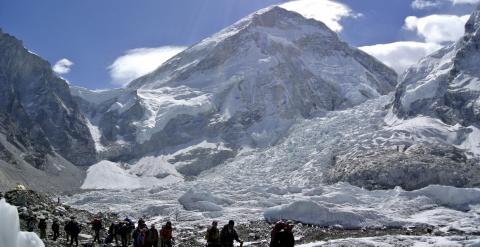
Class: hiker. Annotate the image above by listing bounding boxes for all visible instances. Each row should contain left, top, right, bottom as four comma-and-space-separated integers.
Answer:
38, 216, 47, 239
27, 216, 37, 232
159, 221, 173, 247
205, 221, 220, 247
270, 221, 294, 247
138, 217, 147, 229
125, 217, 135, 245
107, 221, 119, 245
91, 216, 103, 244
65, 219, 71, 243
284, 223, 295, 247
145, 224, 159, 247
66, 216, 81, 247
52, 219, 60, 241
270, 221, 285, 247
220, 220, 243, 247
116, 221, 123, 245
133, 225, 146, 247
118, 221, 129, 247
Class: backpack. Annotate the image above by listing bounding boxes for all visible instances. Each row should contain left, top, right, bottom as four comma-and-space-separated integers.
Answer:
206, 227, 219, 243
136, 231, 144, 245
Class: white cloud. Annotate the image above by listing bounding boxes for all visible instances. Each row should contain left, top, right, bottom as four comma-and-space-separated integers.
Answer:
108, 46, 186, 86
451, 0, 480, 4
411, 0, 444, 9
411, 0, 480, 9
359, 41, 442, 74
280, 0, 360, 32
52, 58, 74, 75
404, 14, 470, 43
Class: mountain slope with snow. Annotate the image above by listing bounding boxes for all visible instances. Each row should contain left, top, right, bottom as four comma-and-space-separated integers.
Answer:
74, 6, 397, 177
326, 5, 480, 190
393, 5, 480, 126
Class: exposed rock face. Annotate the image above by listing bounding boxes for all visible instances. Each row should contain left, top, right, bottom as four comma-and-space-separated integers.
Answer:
0, 29, 96, 167
0, 29, 97, 190
72, 7, 397, 177
392, 5, 480, 126
327, 143, 480, 190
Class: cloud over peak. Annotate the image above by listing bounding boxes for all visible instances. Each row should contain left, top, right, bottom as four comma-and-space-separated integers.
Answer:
280, 0, 360, 32
405, 14, 470, 43
359, 42, 442, 74
108, 46, 186, 86
52, 58, 74, 75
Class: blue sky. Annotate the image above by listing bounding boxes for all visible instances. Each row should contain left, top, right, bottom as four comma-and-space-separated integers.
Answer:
0, 0, 478, 89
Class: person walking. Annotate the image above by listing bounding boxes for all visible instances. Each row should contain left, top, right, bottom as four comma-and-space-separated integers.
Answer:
119, 221, 130, 247
220, 220, 243, 247
205, 221, 220, 247
284, 223, 295, 247
159, 221, 173, 247
38, 217, 47, 239
125, 217, 135, 245
66, 216, 81, 247
27, 216, 37, 232
145, 224, 159, 247
51, 219, 60, 241
91, 216, 103, 244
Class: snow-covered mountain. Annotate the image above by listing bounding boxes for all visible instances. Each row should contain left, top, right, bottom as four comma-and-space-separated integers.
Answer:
0, 29, 95, 190
326, 5, 480, 190
73, 6, 397, 177
393, 5, 480, 126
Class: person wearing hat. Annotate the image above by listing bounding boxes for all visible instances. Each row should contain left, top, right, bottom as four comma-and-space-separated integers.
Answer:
220, 220, 243, 247
205, 221, 220, 247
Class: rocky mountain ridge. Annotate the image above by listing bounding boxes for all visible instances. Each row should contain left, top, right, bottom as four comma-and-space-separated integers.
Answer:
0, 29, 95, 190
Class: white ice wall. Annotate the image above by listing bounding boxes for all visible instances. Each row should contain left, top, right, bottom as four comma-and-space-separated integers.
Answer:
0, 199, 44, 247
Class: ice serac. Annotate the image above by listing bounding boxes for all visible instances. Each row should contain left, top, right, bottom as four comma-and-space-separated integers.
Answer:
0, 199, 44, 247
393, 5, 480, 126
0, 29, 94, 190
76, 6, 397, 176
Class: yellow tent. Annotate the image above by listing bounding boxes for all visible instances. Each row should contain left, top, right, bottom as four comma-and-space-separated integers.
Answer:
15, 184, 26, 191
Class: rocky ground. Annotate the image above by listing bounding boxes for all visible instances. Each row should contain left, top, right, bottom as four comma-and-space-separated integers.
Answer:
3, 189, 479, 247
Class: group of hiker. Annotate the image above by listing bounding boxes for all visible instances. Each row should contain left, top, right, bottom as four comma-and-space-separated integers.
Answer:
205, 220, 243, 247
28, 212, 295, 247
26, 215, 81, 246
105, 218, 173, 247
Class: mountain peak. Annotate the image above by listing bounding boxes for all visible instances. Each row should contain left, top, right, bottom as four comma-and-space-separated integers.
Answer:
465, 4, 480, 34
